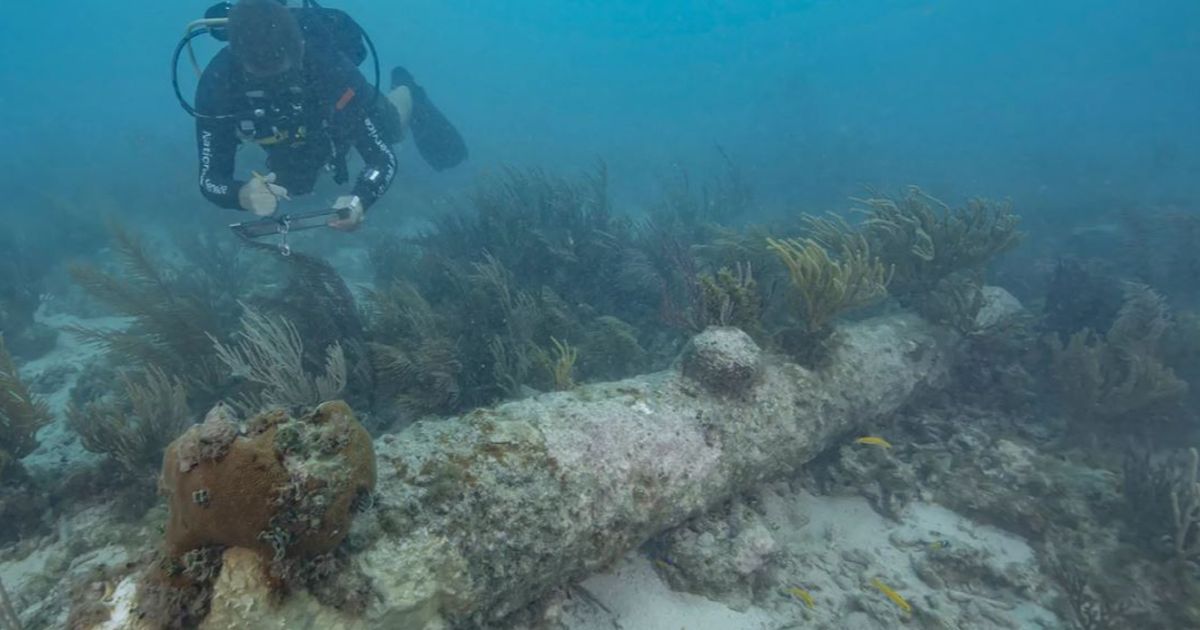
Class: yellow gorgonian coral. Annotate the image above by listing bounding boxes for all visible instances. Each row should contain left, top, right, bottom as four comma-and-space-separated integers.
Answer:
767, 234, 890, 334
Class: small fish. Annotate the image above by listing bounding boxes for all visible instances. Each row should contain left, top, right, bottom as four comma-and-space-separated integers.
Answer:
928, 539, 951, 551
854, 436, 892, 449
787, 587, 815, 609
651, 554, 678, 571
870, 578, 912, 614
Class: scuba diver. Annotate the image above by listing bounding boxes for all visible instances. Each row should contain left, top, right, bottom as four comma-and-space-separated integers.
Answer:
181, 0, 467, 232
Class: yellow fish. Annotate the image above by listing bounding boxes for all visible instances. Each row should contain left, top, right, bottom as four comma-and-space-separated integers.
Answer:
870, 578, 912, 614
854, 436, 892, 449
787, 587, 815, 609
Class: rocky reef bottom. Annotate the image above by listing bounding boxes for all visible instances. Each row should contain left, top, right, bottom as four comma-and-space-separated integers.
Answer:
0, 309, 1189, 629
515, 404, 1175, 630
3, 392, 1183, 629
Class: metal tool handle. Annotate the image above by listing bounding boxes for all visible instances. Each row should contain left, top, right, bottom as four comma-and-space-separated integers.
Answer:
228, 207, 349, 255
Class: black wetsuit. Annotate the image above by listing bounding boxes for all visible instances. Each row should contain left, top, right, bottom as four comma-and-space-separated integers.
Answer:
194, 12, 398, 211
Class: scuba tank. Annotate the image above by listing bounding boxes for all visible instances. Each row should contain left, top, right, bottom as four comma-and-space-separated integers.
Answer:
201, 1, 368, 65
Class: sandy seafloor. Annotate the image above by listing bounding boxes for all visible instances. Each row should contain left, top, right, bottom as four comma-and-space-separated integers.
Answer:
4, 302, 1068, 630
540, 490, 1058, 630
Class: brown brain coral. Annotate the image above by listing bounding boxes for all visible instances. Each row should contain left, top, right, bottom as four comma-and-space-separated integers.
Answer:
159, 400, 376, 575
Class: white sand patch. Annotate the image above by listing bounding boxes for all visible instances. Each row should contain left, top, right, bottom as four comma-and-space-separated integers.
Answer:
561, 554, 776, 630
558, 489, 1059, 629
0, 504, 129, 592
778, 492, 1034, 569
99, 575, 138, 630
0, 502, 138, 629
767, 491, 1055, 626
19, 311, 128, 477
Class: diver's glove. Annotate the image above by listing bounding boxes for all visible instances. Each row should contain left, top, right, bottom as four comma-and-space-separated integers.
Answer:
238, 172, 289, 216
328, 195, 365, 232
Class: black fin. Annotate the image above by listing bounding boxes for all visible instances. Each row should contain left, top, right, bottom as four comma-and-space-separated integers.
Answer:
391, 66, 468, 171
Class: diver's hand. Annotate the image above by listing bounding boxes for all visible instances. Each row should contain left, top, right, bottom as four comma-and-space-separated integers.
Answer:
238, 172, 290, 216
328, 195, 365, 232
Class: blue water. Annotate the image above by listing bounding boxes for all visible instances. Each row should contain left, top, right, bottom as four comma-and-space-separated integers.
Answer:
1, 0, 1196, 216
4, 3, 1200, 627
